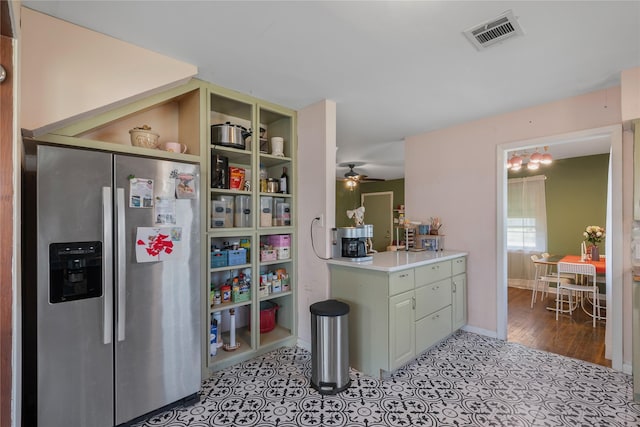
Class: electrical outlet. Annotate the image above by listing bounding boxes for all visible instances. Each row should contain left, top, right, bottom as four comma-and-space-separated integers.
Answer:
316, 214, 324, 227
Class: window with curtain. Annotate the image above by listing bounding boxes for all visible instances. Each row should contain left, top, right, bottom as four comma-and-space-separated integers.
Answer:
507, 175, 547, 252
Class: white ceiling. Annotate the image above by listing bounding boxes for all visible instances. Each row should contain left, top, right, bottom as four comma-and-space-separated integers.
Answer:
22, 1, 640, 180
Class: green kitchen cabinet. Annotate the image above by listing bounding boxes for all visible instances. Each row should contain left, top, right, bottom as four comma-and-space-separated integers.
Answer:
329, 253, 467, 378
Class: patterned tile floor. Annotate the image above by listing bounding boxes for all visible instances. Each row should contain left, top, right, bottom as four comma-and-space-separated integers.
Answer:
134, 331, 640, 426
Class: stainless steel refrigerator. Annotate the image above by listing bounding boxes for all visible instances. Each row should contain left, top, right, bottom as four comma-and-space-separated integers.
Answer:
22, 144, 201, 426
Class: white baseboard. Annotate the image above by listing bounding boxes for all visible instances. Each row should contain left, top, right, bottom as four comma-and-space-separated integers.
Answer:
462, 325, 498, 339
296, 338, 311, 352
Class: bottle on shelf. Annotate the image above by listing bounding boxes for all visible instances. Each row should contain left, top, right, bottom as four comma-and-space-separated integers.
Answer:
280, 167, 288, 194
260, 163, 267, 193
210, 314, 218, 357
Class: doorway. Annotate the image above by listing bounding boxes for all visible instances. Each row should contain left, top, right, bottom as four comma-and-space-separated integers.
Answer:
361, 191, 393, 252
497, 125, 623, 371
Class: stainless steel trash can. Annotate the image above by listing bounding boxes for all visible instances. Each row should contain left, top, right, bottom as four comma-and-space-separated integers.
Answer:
310, 299, 350, 394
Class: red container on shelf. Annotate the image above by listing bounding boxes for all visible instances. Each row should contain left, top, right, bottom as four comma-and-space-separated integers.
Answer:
249, 301, 279, 333
229, 167, 245, 190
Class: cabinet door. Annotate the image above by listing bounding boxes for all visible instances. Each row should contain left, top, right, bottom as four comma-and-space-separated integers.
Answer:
415, 278, 451, 320
389, 269, 414, 296
452, 273, 467, 330
452, 256, 466, 276
635, 122, 640, 220
415, 260, 451, 286
416, 306, 452, 352
389, 290, 415, 371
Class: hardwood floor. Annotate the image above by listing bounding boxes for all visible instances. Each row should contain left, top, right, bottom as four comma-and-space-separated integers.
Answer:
507, 286, 610, 368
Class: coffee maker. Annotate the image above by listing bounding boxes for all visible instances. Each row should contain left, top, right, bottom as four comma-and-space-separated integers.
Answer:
332, 225, 373, 261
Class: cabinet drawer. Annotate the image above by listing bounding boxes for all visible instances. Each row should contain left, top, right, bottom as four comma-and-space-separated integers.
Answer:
415, 305, 452, 352
452, 257, 466, 276
389, 269, 415, 296
415, 278, 451, 319
415, 261, 451, 286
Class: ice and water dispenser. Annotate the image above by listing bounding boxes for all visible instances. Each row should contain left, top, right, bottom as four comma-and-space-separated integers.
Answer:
49, 242, 102, 303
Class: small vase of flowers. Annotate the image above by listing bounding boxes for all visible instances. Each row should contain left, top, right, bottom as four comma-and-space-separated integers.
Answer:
583, 225, 605, 261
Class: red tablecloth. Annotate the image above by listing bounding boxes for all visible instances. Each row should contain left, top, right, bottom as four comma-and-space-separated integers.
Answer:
559, 255, 606, 274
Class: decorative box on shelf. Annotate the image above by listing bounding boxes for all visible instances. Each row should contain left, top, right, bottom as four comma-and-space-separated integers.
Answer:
259, 285, 270, 297
415, 234, 445, 251
268, 234, 291, 248
260, 249, 277, 262
276, 247, 290, 260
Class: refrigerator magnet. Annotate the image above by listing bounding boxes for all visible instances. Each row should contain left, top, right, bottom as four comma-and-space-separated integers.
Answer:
129, 178, 154, 208
176, 173, 196, 199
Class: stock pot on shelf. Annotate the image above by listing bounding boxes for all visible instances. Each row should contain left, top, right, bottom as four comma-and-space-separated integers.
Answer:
211, 122, 251, 149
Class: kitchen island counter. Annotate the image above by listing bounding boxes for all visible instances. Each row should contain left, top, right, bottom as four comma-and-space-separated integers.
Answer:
326, 249, 468, 272
328, 250, 467, 377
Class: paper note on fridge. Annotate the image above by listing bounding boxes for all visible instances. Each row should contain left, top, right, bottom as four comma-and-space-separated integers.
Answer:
129, 178, 154, 208
135, 227, 183, 262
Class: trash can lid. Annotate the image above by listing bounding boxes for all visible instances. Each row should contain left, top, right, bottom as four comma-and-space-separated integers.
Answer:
310, 299, 350, 316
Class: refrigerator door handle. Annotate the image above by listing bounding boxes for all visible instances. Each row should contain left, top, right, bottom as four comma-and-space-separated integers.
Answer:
102, 187, 114, 345
116, 187, 127, 342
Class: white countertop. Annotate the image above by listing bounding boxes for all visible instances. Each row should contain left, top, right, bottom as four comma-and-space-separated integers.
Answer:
326, 250, 468, 272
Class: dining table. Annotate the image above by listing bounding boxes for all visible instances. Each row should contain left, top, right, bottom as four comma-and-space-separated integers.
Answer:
532, 254, 606, 311
534, 254, 606, 275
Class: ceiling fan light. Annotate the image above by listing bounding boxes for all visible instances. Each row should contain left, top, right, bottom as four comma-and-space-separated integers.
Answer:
527, 161, 539, 170
541, 153, 553, 164
511, 162, 521, 171
530, 152, 542, 163
510, 155, 522, 167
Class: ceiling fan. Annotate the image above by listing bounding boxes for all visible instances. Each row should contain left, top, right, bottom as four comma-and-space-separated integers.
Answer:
339, 162, 385, 183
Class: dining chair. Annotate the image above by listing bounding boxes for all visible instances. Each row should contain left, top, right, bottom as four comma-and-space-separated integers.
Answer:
555, 262, 603, 327
530, 254, 574, 308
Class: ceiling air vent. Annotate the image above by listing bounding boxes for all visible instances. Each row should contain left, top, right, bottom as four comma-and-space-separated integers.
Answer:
463, 10, 524, 51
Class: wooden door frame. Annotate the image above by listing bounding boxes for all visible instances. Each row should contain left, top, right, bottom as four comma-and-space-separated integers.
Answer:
361, 191, 393, 251
1, 1, 16, 424
497, 125, 623, 371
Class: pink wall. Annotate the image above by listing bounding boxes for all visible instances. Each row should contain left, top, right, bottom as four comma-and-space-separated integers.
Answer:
405, 87, 622, 335
296, 99, 337, 347
20, 7, 197, 135
621, 67, 640, 122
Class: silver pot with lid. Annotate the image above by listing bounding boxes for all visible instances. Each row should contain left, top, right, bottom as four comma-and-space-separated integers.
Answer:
211, 122, 251, 150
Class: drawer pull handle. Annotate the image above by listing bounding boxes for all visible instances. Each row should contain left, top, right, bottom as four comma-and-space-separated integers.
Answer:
399, 273, 408, 278
433, 314, 440, 320
412, 297, 416, 309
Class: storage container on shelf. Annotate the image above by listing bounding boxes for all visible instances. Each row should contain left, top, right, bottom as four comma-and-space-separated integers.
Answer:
267, 234, 290, 248
240, 238, 251, 263
248, 301, 279, 333
260, 249, 277, 262
215, 195, 234, 227
260, 196, 273, 227
211, 200, 226, 228
220, 284, 232, 303
234, 195, 251, 227
211, 250, 228, 268
274, 201, 291, 226
227, 248, 247, 266
231, 277, 251, 303
276, 247, 290, 260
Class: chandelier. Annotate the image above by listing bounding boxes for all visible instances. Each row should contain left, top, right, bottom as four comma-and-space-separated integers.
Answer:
507, 146, 553, 171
